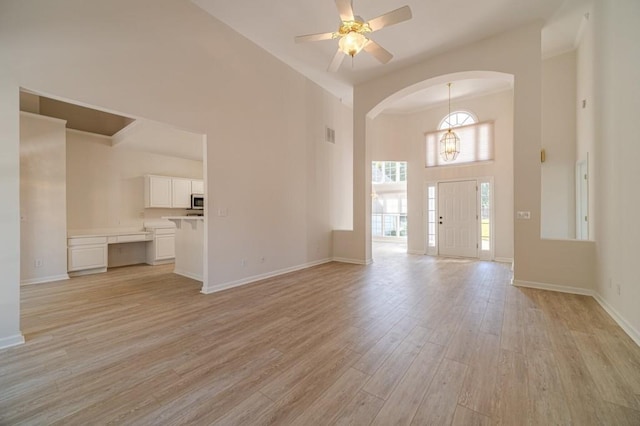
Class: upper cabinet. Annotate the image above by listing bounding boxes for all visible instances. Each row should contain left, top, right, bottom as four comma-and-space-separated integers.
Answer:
145, 175, 172, 208
191, 180, 204, 195
171, 178, 192, 208
145, 175, 204, 208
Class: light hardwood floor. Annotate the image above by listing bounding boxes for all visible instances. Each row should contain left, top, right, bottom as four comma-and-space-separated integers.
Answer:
2, 243, 640, 425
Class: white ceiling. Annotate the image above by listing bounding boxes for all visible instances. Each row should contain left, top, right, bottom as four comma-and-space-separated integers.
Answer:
383, 78, 513, 114
193, 0, 590, 111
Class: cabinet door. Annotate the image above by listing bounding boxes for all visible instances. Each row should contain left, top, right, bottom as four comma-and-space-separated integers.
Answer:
146, 176, 172, 208
172, 178, 192, 208
191, 179, 204, 194
155, 234, 175, 260
68, 244, 108, 271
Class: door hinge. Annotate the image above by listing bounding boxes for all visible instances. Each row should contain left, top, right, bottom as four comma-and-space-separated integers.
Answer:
585, 216, 588, 222
476, 243, 479, 248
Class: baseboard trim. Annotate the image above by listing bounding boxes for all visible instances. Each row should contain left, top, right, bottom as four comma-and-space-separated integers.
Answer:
332, 257, 372, 265
174, 269, 203, 282
21, 274, 70, 285
69, 267, 107, 277
593, 293, 640, 347
494, 257, 513, 264
513, 279, 639, 347
0, 333, 25, 350
513, 279, 594, 296
201, 258, 333, 294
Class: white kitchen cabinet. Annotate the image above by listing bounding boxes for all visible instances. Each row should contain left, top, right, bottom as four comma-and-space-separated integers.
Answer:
145, 175, 172, 208
154, 234, 175, 260
191, 179, 204, 194
171, 178, 192, 208
67, 236, 108, 273
145, 221, 176, 265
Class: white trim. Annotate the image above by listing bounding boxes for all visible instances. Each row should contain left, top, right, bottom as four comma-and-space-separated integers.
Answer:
69, 267, 107, 277
174, 269, 203, 282
407, 249, 425, 255
0, 334, 25, 350
19, 110, 67, 125
514, 280, 640, 347
494, 257, 513, 264
21, 274, 69, 285
332, 257, 372, 265
593, 293, 640, 347
66, 128, 112, 141
201, 258, 333, 294
513, 279, 594, 296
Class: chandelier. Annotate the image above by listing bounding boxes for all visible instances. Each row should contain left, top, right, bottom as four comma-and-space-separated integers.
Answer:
440, 83, 460, 161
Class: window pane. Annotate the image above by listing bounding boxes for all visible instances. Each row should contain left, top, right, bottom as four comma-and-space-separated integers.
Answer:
399, 215, 408, 236
384, 215, 397, 236
384, 162, 397, 182
372, 214, 383, 236
399, 162, 407, 182
372, 162, 384, 183
480, 182, 490, 251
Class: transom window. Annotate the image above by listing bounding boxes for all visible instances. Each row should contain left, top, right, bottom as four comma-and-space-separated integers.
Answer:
439, 111, 477, 130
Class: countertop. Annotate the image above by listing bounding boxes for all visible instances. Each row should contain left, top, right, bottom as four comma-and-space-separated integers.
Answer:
68, 228, 151, 238
162, 216, 205, 220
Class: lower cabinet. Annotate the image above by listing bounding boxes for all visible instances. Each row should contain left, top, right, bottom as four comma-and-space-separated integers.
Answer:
146, 228, 176, 265
68, 237, 108, 273
155, 234, 176, 260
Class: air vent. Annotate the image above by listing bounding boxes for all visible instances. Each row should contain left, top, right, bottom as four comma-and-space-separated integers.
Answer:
325, 126, 336, 144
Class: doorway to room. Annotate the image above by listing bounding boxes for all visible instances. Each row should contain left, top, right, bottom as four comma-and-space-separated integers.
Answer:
371, 161, 408, 249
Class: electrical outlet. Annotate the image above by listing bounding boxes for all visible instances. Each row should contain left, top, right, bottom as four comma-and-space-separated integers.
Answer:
34, 258, 43, 268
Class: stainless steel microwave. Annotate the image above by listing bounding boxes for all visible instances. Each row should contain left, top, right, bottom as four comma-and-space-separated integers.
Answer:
191, 194, 204, 210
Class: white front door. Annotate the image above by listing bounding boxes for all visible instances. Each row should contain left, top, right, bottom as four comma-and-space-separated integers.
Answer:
438, 180, 478, 258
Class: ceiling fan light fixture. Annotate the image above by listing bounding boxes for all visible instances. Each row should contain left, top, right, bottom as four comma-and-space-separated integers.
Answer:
338, 31, 368, 57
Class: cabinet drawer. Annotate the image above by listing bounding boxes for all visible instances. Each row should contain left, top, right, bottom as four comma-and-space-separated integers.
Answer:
68, 244, 108, 271
116, 234, 148, 243
68, 236, 108, 246
154, 228, 175, 236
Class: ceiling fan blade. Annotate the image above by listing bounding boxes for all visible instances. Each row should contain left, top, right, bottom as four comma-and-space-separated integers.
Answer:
367, 6, 412, 32
327, 48, 345, 72
335, 0, 354, 21
294, 32, 335, 43
364, 40, 393, 64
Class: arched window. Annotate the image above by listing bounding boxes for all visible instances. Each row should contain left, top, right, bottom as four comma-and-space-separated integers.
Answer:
426, 111, 494, 167
438, 111, 477, 130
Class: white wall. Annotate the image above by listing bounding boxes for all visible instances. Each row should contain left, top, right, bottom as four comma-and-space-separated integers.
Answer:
370, 90, 514, 260
20, 112, 68, 285
66, 129, 203, 231
0, 0, 352, 345
341, 22, 596, 291
593, 0, 640, 343
541, 51, 577, 239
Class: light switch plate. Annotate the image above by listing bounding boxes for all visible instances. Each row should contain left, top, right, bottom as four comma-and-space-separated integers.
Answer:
516, 211, 531, 220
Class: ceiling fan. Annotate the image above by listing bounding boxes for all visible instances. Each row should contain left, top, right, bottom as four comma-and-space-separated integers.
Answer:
294, 0, 412, 72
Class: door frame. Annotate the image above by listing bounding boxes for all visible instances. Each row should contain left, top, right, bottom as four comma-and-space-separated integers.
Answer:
424, 176, 494, 260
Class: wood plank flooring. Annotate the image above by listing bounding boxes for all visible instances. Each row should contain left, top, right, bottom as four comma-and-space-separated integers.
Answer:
2, 243, 640, 425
